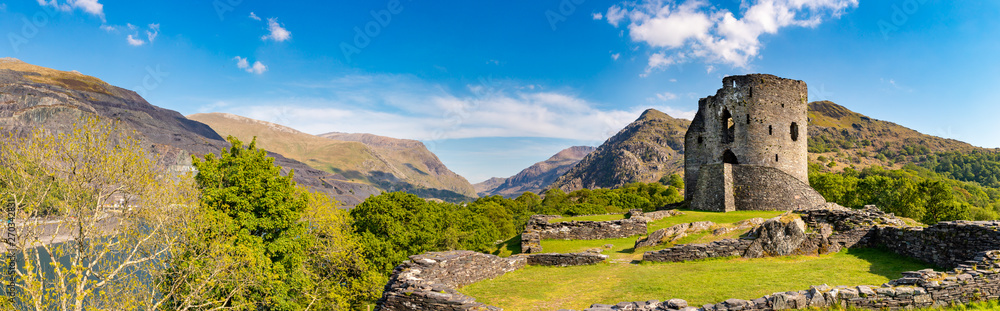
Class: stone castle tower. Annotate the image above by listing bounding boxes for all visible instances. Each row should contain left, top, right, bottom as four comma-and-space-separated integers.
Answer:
684, 74, 825, 212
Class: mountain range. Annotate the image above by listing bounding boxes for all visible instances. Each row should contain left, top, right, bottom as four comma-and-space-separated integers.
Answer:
4, 58, 994, 205
188, 113, 477, 202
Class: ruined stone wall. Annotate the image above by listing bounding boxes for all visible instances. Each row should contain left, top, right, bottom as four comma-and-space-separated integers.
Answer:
878, 221, 1000, 269
520, 215, 647, 253
375, 251, 525, 311
685, 74, 809, 210
731, 165, 827, 211
526, 252, 608, 267
690, 163, 735, 212
586, 251, 1000, 311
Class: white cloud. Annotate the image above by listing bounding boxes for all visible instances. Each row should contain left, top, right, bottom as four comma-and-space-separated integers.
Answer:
262, 17, 291, 42
100, 24, 117, 32
605, 5, 626, 26
655, 92, 678, 101
601, 0, 857, 73
146, 23, 160, 43
122, 23, 158, 46
205, 74, 685, 143
126, 34, 145, 46
234, 56, 267, 74
611, 53, 621, 61
37, 0, 104, 19
249, 12, 261, 21
593, 12, 603, 20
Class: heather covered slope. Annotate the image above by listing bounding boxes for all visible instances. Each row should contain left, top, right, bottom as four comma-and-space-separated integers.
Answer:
0, 58, 378, 207
320, 132, 478, 199
476, 146, 596, 197
550, 109, 690, 192
807, 100, 989, 171
190, 113, 477, 202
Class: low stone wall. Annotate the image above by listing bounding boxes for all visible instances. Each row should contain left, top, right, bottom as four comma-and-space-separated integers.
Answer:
643, 238, 751, 262
878, 221, 1000, 269
643, 213, 841, 262
526, 252, 608, 267
521, 214, 647, 253
375, 251, 525, 311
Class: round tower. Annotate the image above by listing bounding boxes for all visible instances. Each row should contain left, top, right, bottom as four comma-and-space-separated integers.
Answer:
685, 74, 810, 202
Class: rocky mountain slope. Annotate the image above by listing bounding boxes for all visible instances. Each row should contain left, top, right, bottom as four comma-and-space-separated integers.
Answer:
807, 100, 987, 171
550, 109, 690, 192
475, 146, 596, 197
318, 132, 477, 200
0, 58, 379, 207
190, 113, 477, 202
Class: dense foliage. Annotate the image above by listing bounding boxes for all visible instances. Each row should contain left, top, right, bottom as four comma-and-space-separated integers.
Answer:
921, 151, 1000, 188
168, 136, 380, 310
352, 178, 684, 276
809, 163, 1000, 224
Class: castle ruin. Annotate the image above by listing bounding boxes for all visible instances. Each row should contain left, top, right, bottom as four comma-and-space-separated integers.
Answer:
684, 74, 826, 212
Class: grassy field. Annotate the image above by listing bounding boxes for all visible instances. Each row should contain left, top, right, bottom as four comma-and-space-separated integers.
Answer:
540, 210, 787, 262
467, 210, 936, 310
461, 248, 931, 310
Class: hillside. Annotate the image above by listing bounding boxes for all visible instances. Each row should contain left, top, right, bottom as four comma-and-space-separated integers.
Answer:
189, 113, 477, 202
318, 132, 478, 199
0, 58, 380, 207
806, 100, 987, 171
550, 109, 690, 192
476, 146, 596, 197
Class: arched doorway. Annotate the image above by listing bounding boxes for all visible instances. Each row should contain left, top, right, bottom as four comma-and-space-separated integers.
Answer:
722, 150, 739, 164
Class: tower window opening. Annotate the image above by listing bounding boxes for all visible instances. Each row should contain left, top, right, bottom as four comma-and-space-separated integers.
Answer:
775, 154, 779, 162
790, 122, 800, 141
768, 125, 773, 135
746, 115, 751, 124
721, 109, 734, 144
697, 136, 703, 144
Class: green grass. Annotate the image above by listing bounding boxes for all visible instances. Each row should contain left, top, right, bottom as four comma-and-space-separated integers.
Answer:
460, 248, 932, 311
539, 210, 787, 262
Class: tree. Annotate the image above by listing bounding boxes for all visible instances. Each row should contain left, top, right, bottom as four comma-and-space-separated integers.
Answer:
0, 118, 197, 310
175, 136, 313, 310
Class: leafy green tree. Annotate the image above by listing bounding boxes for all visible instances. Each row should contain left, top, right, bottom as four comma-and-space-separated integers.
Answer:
919, 181, 970, 224
179, 136, 312, 310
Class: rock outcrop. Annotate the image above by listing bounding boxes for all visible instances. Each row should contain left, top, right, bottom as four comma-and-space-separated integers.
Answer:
551, 109, 690, 192
375, 251, 525, 311
476, 146, 596, 197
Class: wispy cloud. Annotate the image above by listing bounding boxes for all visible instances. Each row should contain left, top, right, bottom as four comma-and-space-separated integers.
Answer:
598, 0, 857, 74
262, 17, 291, 42
37, 0, 104, 20
234, 56, 267, 74
0, 4, 7, 12
204, 74, 695, 142
123, 23, 159, 46
249, 12, 261, 21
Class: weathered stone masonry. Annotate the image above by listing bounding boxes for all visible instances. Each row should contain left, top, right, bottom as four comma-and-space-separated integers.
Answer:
521, 214, 647, 253
685, 74, 826, 212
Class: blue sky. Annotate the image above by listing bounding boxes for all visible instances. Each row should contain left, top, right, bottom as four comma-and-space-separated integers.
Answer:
2, 1, 999, 183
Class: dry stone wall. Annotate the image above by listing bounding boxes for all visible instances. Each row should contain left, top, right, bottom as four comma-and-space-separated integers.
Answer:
520, 214, 647, 253
526, 252, 608, 267
375, 251, 526, 311
879, 221, 1000, 269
